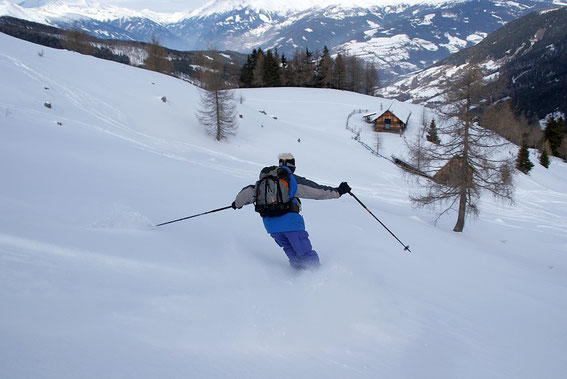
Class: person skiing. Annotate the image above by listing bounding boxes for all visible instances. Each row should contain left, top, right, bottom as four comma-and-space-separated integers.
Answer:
232, 153, 351, 270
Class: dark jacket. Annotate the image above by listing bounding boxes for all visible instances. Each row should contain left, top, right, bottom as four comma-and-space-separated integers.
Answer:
234, 168, 341, 233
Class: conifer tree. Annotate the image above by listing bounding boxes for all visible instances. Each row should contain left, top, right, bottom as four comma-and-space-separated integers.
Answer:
516, 140, 534, 174
239, 51, 256, 87
426, 119, 440, 144
540, 141, 551, 168
263, 49, 281, 87
316, 46, 333, 88
544, 117, 564, 156
279, 53, 291, 86
273, 49, 283, 85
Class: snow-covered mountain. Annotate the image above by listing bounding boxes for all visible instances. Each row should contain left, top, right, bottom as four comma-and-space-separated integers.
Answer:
10, 0, 189, 23
2, 31, 567, 379
1, 0, 561, 80
0, 0, 190, 46
379, 6, 567, 120
185, 0, 455, 16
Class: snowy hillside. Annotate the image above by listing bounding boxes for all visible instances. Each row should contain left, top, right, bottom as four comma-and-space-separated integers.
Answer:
1, 32, 567, 379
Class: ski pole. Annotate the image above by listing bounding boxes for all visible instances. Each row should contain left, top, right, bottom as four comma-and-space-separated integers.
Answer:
349, 192, 411, 253
156, 205, 233, 227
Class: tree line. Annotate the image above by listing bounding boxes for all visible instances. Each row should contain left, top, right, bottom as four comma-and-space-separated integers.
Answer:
0, 17, 130, 65
239, 47, 380, 96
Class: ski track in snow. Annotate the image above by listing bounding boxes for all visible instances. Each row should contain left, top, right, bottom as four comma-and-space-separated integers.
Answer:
0, 232, 179, 275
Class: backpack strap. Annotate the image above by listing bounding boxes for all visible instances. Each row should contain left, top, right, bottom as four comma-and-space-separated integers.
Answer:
279, 165, 297, 198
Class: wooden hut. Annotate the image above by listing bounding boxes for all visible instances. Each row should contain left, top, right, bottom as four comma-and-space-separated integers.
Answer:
373, 110, 406, 133
365, 102, 412, 134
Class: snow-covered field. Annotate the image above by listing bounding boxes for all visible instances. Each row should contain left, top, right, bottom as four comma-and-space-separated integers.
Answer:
1, 33, 566, 379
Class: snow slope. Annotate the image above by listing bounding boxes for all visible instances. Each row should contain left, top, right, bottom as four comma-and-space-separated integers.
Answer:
1, 32, 567, 379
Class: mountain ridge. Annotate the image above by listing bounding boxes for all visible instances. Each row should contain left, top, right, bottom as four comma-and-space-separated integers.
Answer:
380, 6, 567, 121
1, 0, 560, 81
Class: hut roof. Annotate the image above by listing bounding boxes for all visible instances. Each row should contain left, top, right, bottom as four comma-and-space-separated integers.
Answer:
371, 100, 412, 124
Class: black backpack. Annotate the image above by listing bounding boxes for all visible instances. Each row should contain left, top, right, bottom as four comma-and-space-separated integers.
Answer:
254, 166, 299, 217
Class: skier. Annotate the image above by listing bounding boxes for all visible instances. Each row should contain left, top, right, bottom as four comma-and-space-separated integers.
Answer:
232, 153, 351, 270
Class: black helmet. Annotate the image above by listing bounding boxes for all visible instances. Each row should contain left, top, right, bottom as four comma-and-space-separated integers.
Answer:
278, 153, 296, 173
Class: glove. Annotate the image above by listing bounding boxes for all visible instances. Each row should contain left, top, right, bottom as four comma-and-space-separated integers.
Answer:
337, 182, 351, 196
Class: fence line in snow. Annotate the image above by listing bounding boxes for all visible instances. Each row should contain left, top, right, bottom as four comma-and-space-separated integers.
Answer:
345, 109, 432, 178
345, 109, 393, 162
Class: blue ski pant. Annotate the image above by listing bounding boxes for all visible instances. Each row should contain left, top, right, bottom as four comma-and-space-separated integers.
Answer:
270, 230, 320, 269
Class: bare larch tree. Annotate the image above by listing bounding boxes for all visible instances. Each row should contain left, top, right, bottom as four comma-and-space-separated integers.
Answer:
196, 50, 238, 141
408, 64, 515, 232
